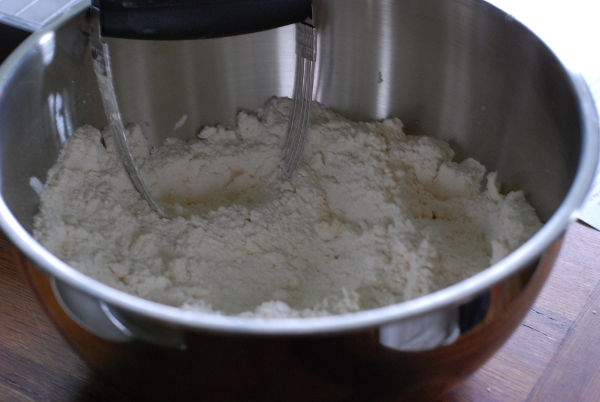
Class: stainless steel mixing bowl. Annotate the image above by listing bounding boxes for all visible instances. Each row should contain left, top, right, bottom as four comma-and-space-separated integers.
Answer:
0, 0, 597, 400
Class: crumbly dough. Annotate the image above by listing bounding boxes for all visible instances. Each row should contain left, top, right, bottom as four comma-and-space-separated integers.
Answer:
33, 98, 542, 318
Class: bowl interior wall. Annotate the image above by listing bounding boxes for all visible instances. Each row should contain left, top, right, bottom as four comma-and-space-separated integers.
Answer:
0, 0, 581, 233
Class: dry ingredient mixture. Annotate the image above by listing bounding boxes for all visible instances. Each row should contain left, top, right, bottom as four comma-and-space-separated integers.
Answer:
33, 98, 542, 318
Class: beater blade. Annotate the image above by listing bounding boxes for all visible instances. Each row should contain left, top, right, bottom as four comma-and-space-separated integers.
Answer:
90, 6, 168, 217
282, 18, 317, 180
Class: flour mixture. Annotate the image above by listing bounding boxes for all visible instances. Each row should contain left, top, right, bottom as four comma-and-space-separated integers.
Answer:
33, 98, 542, 317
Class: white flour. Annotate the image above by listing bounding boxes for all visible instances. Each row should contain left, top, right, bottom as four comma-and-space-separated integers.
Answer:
33, 98, 542, 318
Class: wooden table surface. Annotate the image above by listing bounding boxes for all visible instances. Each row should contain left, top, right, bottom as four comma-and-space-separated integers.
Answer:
2, 221, 600, 401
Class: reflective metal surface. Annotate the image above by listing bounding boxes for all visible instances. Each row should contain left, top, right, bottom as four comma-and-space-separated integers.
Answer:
282, 18, 317, 179
90, 5, 169, 217
0, 0, 598, 400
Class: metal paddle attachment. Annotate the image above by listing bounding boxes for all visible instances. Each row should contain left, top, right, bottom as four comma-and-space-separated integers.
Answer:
90, 6, 169, 217
283, 17, 317, 180
91, 0, 314, 215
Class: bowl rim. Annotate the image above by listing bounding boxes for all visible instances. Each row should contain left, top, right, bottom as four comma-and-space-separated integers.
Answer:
0, 1, 598, 335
